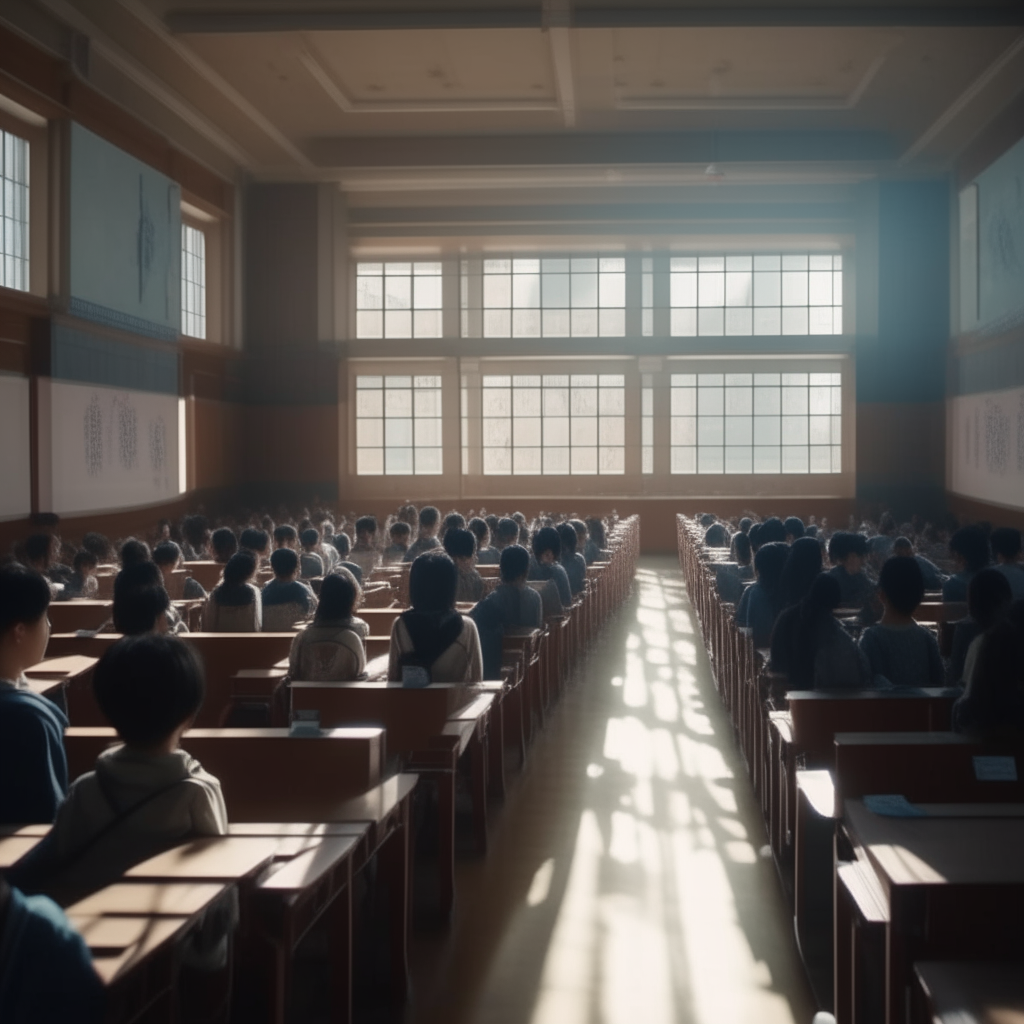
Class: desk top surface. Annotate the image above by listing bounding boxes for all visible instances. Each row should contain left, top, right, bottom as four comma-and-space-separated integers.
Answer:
915, 961, 1024, 1023
67, 881, 226, 918
125, 836, 279, 881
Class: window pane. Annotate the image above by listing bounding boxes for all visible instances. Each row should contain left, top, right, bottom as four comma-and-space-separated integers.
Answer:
385, 276, 411, 310
753, 271, 781, 306
698, 308, 724, 335
781, 271, 808, 306
513, 273, 541, 308
725, 308, 753, 335
484, 309, 511, 337
413, 275, 442, 309
753, 307, 781, 335
698, 272, 725, 307
356, 311, 383, 339
543, 273, 570, 307
413, 309, 442, 337
671, 447, 696, 474
671, 273, 697, 307
671, 308, 697, 337
357, 448, 384, 475
725, 271, 752, 306
698, 448, 724, 474
571, 308, 598, 337
544, 447, 570, 474
599, 308, 625, 336
542, 309, 571, 336
572, 448, 598, 475
599, 272, 625, 307
483, 275, 511, 308
512, 309, 541, 337
571, 273, 598, 307
385, 447, 414, 474
384, 310, 412, 338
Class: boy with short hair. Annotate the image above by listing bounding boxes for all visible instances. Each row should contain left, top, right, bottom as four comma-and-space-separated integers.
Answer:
152, 540, 207, 601
113, 585, 172, 636
262, 548, 318, 630
404, 506, 442, 561
240, 528, 271, 566
991, 527, 1024, 600
8, 633, 228, 899
443, 528, 486, 604
859, 557, 944, 688
210, 527, 238, 564
65, 550, 99, 599
350, 516, 382, 577
556, 522, 587, 596
492, 517, 520, 553
943, 525, 991, 603
299, 528, 325, 578
383, 521, 411, 564
827, 531, 877, 614
273, 524, 298, 551
0, 565, 67, 825
469, 517, 500, 565
892, 535, 946, 591
529, 527, 572, 611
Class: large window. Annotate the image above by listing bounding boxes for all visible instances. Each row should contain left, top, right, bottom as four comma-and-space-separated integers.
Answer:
356, 262, 442, 339
181, 224, 206, 339
481, 258, 625, 338
481, 374, 625, 474
670, 255, 842, 336
670, 371, 842, 474
355, 375, 443, 475
1, 128, 29, 292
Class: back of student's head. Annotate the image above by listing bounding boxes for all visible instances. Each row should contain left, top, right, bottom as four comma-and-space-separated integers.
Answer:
731, 531, 752, 566
968, 568, 1013, 629
82, 532, 112, 562
500, 544, 530, 583
355, 515, 378, 537
114, 561, 163, 603
270, 547, 299, 578
73, 549, 98, 573
585, 517, 606, 547
419, 506, 440, 530
221, 551, 257, 592
315, 570, 359, 623
893, 536, 914, 556
443, 528, 476, 560
878, 556, 925, 616
0, 563, 51, 634
151, 541, 182, 568
496, 518, 519, 545
113, 585, 170, 635
182, 515, 209, 549
468, 517, 490, 547
758, 517, 787, 545
784, 516, 805, 540
332, 532, 351, 556
805, 524, 819, 538
120, 538, 151, 568
748, 523, 764, 552
950, 525, 991, 571
442, 512, 466, 537
753, 541, 789, 601
211, 528, 238, 562
827, 531, 867, 564
556, 522, 578, 555
94, 634, 204, 746
699, 513, 717, 528
569, 519, 588, 543
389, 521, 411, 542
795, 574, 843, 659
738, 517, 753, 535
23, 533, 55, 567
779, 536, 823, 608
300, 528, 320, 550
240, 528, 269, 554
273, 524, 297, 547
409, 551, 458, 613
532, 526, 561, 561
485, 514, 500, 535
991, 527, 1022, 562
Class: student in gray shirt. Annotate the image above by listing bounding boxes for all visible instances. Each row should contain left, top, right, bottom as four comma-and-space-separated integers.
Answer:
892, 536, 946, 592
859, 557, 943, 689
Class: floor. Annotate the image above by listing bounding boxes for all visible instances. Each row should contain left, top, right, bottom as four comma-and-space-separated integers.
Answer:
406, 556, 816, 1024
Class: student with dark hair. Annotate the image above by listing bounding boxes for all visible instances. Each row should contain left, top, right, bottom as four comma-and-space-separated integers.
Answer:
493, 517, 521, 553
388, 551, 483, 685
774, 574, 872, 691
529, 526, 573, 611
350, 516, 381, 577
152, 541, 207, 602
471, 544, 544, 679
204, 551, 262, 632
758, 517, 788, 546
383, 521, 411, 565
748, 522, 764, 553
119, 538, 151, 569
114, 585, 171, 636
239, 528, 271, 568
778, 536, 823, 609
738, 517, 753, 536
716, 532, 754, 603
179, 514, 211, 561
442, 512, 466, 539
273, 524, 298, 551
289, 571, 366, 681
892, 536, 946, 591
262, 548, 318, 631
210, 527, 238, 564
584, 518, 606, 563
444, 528, 486, 604
699, 513, 716, 529
299, 528, 325, 579
783, 516, 805, 542
992, 526, 1024, 600
81, 531, 113, 565
0, 565, 67, 825
403, 506, 442, 562
703, 517, 731, 548
331, 530, 351, 559
485, 513, 501, 538
735, 541, 788, 648
8, 634, 227, 901
859, 557, 943, 688
64, 550, 99, 599
948, 569, 1013, 688
469, 517, 500, 565
22, 533, 58, 575
557, 522, 588, 596
827, 531, 877, 614
944, 524, 992, 602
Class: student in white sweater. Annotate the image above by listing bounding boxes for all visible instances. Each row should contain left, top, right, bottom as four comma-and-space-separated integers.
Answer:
388, 550, 483, 685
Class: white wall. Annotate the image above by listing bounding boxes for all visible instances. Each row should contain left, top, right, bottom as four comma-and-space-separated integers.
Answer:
948, 385, 1024, 511
0, 374, 32, 519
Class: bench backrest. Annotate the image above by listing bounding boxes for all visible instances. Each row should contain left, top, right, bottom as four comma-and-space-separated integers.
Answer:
48, 601, 113, 633
63, 726, 384, 819
834, 731, 1024, 803
787, 688, 958, 766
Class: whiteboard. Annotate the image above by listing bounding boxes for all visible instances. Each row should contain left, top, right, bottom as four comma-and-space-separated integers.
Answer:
0, 374, 31, 519
948, 385, 1024, 511
49, 381, 183, 515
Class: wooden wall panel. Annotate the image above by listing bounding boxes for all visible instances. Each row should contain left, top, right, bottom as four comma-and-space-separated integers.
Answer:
243, 404, 340, 485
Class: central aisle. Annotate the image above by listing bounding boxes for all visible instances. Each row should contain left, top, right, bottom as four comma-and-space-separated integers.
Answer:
409, 556, 815, 1024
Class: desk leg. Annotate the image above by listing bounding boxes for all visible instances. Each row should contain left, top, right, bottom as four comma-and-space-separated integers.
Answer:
378, 800, 411, 1001
834, 859, 852, 1024
327, 876, 353, 1024
470, 730, 489, 855
437, 769, 456, 919
489, 699, 506, 799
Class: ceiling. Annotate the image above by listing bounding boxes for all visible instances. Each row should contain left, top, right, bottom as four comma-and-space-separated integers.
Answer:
13, 0, 1024, 189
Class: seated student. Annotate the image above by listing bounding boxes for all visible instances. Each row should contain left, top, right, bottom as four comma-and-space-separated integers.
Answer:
773, 574, 873, 691
273, 523, 298, 551
179, 514, 211, 562
81, 531, 113, 567
318, 521, 342, 573
737, 517, 753, 536
735, 541, 788, 648
943, 524, 991, 603
948, 568, 1013, 687
0, 565, 68, 825
288, 571, 367, 681
747, 522, 764, 554
469, 517, 500, 565
826, 531, 878, 616
387, 551, 483, 685
768, 537, 824, 667
114, 585, 172, 636
703, 516, 731, 548
557, 522, 588, 597
485, 513, 501, 540
8, 634, 228, 901
119, 538, 151, 569
327, 531, 364, 582
528, 527, 573, 611
63, 550, 99, 599
513, 512, 532, 547
471, 544, 544, 680
22, 533, 61, 580
299, 528, 325, 579
568, 520, 590, 565
443, 528, 486, 604
859, 557, 944, 688
892, 535, 946, 591
716, 532, 755, 604
441, 511, 467, 540
492, 516, 521, 555
152, 541, 207, 601
757, 517, 788, 546
203, 551, 262, 632
952, 600, 1024, 738
783, 516, 805, 542
991, 526, 1024, 600
261, 548, 317, 631
403, 506, 442, 562
382, 520, 411, 565
349, 516, 381, 577
239, 528, 271, 567
210, 527, 238, 564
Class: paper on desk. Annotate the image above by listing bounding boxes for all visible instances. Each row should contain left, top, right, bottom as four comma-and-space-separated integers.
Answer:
863, 794, 928, 818
973, 756, 1018, 782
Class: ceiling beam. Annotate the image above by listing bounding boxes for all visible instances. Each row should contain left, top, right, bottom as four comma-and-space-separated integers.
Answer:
166, 4, 1024, 33
548, 27, 575, 127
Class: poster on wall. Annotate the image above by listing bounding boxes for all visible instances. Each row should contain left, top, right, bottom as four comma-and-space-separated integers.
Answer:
49, 381, 183, 515
976, 135, 1024, 332
0, 374, 32, 519
68, 123, 181, 342
948, 385, 1024, 511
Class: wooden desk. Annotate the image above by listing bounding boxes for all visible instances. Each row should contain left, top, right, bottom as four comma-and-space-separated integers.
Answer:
914, 961, 1024, 1024
47, 600, 113, 633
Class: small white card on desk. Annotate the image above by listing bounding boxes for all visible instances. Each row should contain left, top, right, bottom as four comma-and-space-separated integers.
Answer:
863, 794, 927, 817
973, 756, 1018, 782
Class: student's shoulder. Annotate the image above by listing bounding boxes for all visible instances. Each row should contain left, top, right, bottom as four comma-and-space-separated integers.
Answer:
0, 687, 68, 730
